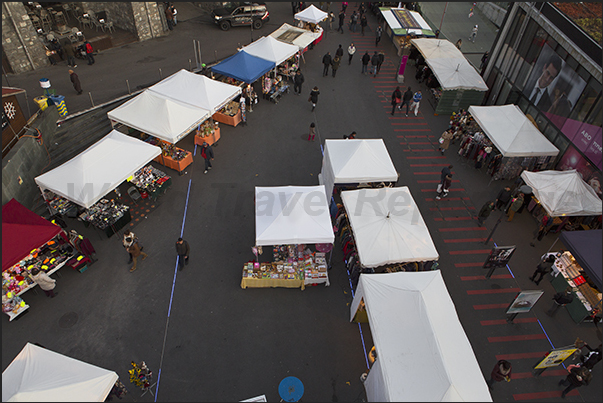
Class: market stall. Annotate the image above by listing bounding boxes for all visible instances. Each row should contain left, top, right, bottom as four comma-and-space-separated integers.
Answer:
379, 7, 435, 55
350, 271, 492, 402
319, 139, 399, 203
2, 342, 119, 401
293, 4, 326, 45
34, 130, 161, 237
211, 49, 275, 84
242, 185, 335, 290
410, 38, 488, 114
243, 35, 299, 67
2, 199, 72, 321
270, 23, 322, 53
549, 230, 602, 323
458, 105, 559, 180
148, 69, 242, 127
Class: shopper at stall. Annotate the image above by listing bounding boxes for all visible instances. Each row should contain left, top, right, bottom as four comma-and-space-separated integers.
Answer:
322, 52, 332, 77
477, 201, 495, 226
309, 86, 320, 111
308, 122, 316, 141
558, 365, 591, 398
375, 25, 383, 46
175, 237, 190, 271
68, 70, 82, 95
328, 11, 335, 30
361, 51, 370, 74
391, 86, 402, 116
579, 343, 602, 369
529, 255, 556, 285
486, 360, 512, 390
165, 4, 174, 30
494, 186, 512, 211
201, 142, 214, 174
347, 43, 356, 65
547, 287, 574, 317
128, 242, 148, 273
439, 129, 454, 155
506, 193, 524, 222
293, 70, 305, 95
398, 87, 413, 117
63, 39, 76, 68
331, 56, 341, 78
31, 267, 57, 298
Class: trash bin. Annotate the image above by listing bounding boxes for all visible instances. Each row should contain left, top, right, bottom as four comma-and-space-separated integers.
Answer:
48, 95, 68, 117
34, 96, 49, 111
39, 78, 51, 89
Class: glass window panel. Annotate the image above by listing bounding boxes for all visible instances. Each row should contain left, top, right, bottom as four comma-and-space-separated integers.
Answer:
517, 19, 538, 59
516, 62, 533, 90
565, 54, 578, 70
552, 132, 570, 157
497, 80, 513, 105
505, 9, 525, 46
569, 81, 600, 123
555, 46, 568, 60
576, 65, 590, 82
585, 97, 601, 126
535, 111, 548, 132
546, 35, 557, 51
544, 122, 560, 143
518, 95, 529, 112
507, 88, 522, 105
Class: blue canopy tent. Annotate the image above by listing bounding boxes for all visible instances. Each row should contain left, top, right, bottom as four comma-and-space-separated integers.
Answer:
211, 50, 275, 84
559, 230, 602, 290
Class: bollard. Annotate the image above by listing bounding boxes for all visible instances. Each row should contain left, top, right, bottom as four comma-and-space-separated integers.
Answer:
126, 79, 131, 94
159, 68, 162, 79
88, 92, 94, 107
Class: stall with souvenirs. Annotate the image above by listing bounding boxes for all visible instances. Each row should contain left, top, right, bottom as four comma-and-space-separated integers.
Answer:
453, 105, 559, 180
548, 230, 602, 323
2, 199, 73, 321
379, 7, 436, 55
337, 187, 439, 290
242, 186, 335, 290
34, 130, 161, 238
293, 4, 327, 46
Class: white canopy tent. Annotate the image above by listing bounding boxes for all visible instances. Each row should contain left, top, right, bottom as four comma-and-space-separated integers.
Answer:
107, 90, 211, 144
410, 38, 488, 91
468, 105, 559, 157
255, 185, 334, 246
350, 272, 492, 402
294, 4, 328, 23
341, 187, 438, 268
148, 69, 241, 115
34, 130, 161, 209
380, 8, 434, 36
270, 23, 322, 51
242, 35, 299, 66
520, 170, 602, 217
320, 139, 399, 202
2, 342, 119, 402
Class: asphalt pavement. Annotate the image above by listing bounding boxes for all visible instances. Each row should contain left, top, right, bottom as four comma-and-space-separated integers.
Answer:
2, 3, 601, 402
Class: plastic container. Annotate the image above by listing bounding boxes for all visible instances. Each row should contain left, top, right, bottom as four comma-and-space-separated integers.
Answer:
39, 78, 51, 88
34, 96, 48, 111
48, 95, 68, 117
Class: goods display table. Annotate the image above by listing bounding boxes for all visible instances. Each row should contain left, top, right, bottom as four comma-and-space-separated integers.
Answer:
194, 126, 221, 146
79, 200, 131, 238
212, 100, 242, 127
130, 165, 172, 201
154, 152, 193, 175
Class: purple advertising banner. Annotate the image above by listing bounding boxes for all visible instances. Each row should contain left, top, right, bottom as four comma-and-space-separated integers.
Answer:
398, 55, 409, 76
584, 128, 603, 169
560, 118, 602, 169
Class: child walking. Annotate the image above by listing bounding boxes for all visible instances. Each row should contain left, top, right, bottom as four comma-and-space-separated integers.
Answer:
308, 122, 316, 141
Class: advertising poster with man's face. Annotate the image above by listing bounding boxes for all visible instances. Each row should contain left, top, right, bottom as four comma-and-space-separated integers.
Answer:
523, 44, 587, 129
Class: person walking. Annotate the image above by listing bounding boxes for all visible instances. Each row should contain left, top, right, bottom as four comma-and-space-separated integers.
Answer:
376, 51, 385, 74
31, 267, 57, 298
69, 69, 83, 95
331, 55, 341, 77
128, 241, 148, 273
360, 14, 367, 35
361, 51, 370, 75
165, 4, 174, 30
391, 86, 402, 116
335, 44, 344, 59
477, 201, 495, 226
494, 186, 512, 210
293, 70, 305, 95
170, 4, 178, 25
322, 52, 332, 77
375, 25, 383, 46
486, 360, 512, 390
410, 90, 422, 116
175, 237, 190, 271
201, 141, 214, 174
308, 122, 316, 141
529, 254, 556, 285
579, 343, 602, 370
558, 365, 591, 398
341, 1, 347, 12
370, 51, 379, 77
122, 230, 138, 264
239, 97, 247, 125
469, 24, 478, 42
347, 43, 356, 65
438, 129, 453, 154
350, 11, 358, 33
63, 40, 76, 68
436, 173, 452, 200
337, 9, 345, 33
309, 86, 320, 111
344, 131, 356, 139
84, 41, 95, 65
547, 287, 574, 316
506, 193, 524, 221
328, 11, 335, 30
399, 86, 413, 117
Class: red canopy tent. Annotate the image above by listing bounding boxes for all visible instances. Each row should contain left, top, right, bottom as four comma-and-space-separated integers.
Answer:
2, 199, 63, 271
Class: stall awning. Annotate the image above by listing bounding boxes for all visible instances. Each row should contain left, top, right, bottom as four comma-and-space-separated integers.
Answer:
294, 4, 328, 23
521, 170, 603, 217
468, 105, 559, 157
242, 36, 299, 67
211, 50, 275, 84
2, 199, 62, 272
255, 185, 334, 246
270, 23, 322, 51
350, 271, 492, 402
341, 187, 438, 268
148, 69, 241, 115
560, 230, 602, 290
410, 38, 488, 91
380, 8, 435, 36
107, 90, 211, 144
2, 343, 118, 402
34, 130, 161, 209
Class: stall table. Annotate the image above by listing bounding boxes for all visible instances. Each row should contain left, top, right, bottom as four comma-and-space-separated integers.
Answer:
194, 127, 221, 146
212, 109, 241, 127
241, 276, 305, 290
154, 152, 193, 175
145, 177, 172, 201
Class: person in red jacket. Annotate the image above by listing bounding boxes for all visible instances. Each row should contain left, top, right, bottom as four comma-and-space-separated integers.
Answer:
486, 360, 511, 389
84, 41, 95, 65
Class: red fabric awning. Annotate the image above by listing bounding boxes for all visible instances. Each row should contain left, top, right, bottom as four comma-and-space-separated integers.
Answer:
2, 199, 61, 271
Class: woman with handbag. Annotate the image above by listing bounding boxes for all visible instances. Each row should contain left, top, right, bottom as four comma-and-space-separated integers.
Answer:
439, 129, 454, 154
309, 86, 320, 111
391, 86, 402, 116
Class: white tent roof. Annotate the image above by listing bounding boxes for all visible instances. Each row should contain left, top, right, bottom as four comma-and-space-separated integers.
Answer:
350, 272, 492, 402
294, 4, 328, 23
521, 170, 602, 217
341, 187, 438, 268
270, 23, 321, 51
321, 139, 399, 201
410, 38, 488, 91
380, 8, 433, 36
468, 105, 559, 157
148, 69, 241, 114
242, 36, 299, 66
2, 342, 118, 402
34, 130, 161, 209
107, 90, 211, 144
255, 185, 334, 246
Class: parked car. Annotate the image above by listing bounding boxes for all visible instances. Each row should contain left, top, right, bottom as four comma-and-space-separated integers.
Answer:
211, 2, 269, 31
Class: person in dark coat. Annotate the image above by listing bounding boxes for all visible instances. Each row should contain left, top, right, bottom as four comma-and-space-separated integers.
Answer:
486, 360, 512, 389
322, 52, 332, 76
175, 237, 190, 271
399, 87, 413, 117
375, 25, 383, 46
360, 14, 367, 35
547, 287, 574, 316
165, 4, 174, 30
335, 44, 344, 59
370, 51, 379, 77
391, 86, 402, 116
529, 254, 556, 285
361, 51, 370, 75
331, 56, 341, 77
579, 343, 602, 370
293, 70, 305, 95
558, 365, 591, 398
309, 86, 320, 111
477, 201, 495, 226
69, 69, 82, 95
495, 186, 512, 210
337, 9, 345, 33
201, 142, 214, 174
376, 51, 385, 74
63, 39, 76, 67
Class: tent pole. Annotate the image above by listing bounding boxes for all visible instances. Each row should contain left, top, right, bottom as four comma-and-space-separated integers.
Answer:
545, 237, 559, 254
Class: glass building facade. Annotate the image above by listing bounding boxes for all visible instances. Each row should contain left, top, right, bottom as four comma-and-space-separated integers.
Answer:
484, 2, 602, 198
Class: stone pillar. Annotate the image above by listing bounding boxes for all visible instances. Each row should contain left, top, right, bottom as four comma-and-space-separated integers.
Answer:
131, 2, 168, 41
2, 2, 49, 73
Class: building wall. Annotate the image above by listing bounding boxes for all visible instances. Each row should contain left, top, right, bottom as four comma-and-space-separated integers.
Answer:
474, 2, 507, 28
131, 2, 167, 41
80, 2, 136, 34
